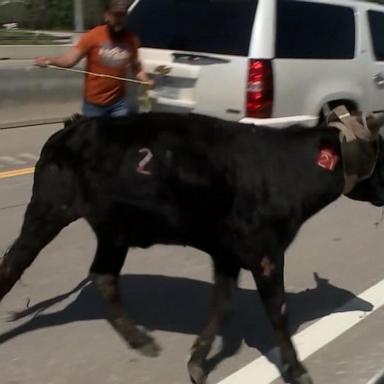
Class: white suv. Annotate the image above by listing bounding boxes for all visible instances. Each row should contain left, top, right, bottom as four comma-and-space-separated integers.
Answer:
127, 0, 384, 127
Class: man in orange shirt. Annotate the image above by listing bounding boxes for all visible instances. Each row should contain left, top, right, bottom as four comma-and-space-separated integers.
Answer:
35, 0, 152, 117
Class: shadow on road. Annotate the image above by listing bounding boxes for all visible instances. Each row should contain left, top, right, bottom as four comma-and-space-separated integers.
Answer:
0, 272, 373, 377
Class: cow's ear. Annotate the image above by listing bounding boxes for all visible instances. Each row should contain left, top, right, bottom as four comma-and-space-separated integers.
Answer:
366, 113, 384, 137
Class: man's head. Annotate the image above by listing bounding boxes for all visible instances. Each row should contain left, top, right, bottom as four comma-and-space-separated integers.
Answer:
104, 0, 129, 38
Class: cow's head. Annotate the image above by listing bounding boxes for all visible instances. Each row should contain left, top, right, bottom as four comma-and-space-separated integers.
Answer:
342, 111, 384, 206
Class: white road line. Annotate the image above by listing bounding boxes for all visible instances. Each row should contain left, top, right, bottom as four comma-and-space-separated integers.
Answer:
19, 153, 39, 161
218, 278, 384, 384
366, 370, 384, 384
0, 156, 27, 165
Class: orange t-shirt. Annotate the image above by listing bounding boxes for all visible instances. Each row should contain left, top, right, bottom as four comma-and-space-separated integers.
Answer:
76, 25, 139, 105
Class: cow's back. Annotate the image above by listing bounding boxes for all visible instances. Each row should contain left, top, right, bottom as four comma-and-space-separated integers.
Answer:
36, 113, 345, 250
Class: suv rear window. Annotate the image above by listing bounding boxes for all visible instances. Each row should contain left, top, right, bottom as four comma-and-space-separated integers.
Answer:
276, 0, 355, 59
126, 0, 258, 56
368, 10, 384, 61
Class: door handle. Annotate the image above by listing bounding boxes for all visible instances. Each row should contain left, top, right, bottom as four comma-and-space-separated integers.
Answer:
374, 73, 384, 88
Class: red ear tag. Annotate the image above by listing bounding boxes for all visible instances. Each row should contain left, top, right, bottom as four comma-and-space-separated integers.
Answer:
316, 148, 339, 171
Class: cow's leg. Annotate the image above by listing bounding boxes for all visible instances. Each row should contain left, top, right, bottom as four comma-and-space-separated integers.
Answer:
89, 226, 160, 357
188, 262, 240, 384
252, 254, 313, 384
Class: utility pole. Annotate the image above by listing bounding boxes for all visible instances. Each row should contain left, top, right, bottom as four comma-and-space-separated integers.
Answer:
74, 0, 84, 32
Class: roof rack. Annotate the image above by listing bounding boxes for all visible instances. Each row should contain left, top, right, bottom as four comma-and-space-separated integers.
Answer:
357, 0, 384, 4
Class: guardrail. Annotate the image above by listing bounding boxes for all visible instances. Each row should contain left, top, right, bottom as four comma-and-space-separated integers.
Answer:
0, 35, 72, 44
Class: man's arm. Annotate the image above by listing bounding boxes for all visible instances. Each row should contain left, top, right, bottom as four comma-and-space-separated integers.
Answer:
134, 62, 153, 86
130, 35, 154, 88
35, 47, 85, 68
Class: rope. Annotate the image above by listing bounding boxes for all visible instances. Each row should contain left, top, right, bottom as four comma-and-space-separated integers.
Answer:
40, 64, 153, 111
47, 64, 150, 85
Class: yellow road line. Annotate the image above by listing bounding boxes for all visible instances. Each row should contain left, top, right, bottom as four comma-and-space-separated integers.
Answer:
0, 167, 35, 180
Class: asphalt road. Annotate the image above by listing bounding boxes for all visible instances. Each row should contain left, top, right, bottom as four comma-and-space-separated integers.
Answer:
1, 123, 384, 384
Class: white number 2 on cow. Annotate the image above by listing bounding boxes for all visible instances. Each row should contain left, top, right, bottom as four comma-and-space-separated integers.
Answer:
316, 148, 339, 171
136, 148, 153, 175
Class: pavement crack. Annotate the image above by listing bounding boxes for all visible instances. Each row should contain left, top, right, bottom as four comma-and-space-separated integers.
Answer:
0, 202, 28, 211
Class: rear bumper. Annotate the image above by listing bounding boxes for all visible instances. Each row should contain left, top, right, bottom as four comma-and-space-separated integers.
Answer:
240, 115, 319, 128
148, 97, 320, 128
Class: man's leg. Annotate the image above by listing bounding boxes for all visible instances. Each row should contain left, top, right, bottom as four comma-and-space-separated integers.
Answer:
82, 101, 108, 117
109, 98, 130, 117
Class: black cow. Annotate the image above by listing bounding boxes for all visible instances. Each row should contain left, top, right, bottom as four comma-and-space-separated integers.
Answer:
0, 109, 384, 384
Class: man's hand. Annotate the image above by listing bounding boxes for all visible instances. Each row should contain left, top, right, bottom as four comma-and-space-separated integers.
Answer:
136, 70, 155, 89
34, 48, 84, 69
145, 78, 155, 90
35, 56, 52, 67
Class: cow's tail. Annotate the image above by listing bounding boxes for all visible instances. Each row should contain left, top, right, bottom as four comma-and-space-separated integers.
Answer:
0, 125, 82, 302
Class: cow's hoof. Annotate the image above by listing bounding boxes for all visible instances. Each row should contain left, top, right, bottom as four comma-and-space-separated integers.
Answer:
129, 331, 161, 358
188, 361, 206, 384
291, 372, 314, 384
138, 339, 161, 357
283, 363, 313, 384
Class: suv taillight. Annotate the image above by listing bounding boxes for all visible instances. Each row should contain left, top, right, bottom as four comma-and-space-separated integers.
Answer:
246, 59, 273, 118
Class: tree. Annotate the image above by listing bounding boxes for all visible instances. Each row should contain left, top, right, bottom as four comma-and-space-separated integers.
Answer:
74, 0, 84, 32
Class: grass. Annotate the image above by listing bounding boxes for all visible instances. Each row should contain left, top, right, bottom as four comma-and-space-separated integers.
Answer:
0, 29, 69, 45
0, 40, 57, 45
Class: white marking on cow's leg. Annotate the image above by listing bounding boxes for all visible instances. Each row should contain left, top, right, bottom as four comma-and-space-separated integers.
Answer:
260, 256, 275, 278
